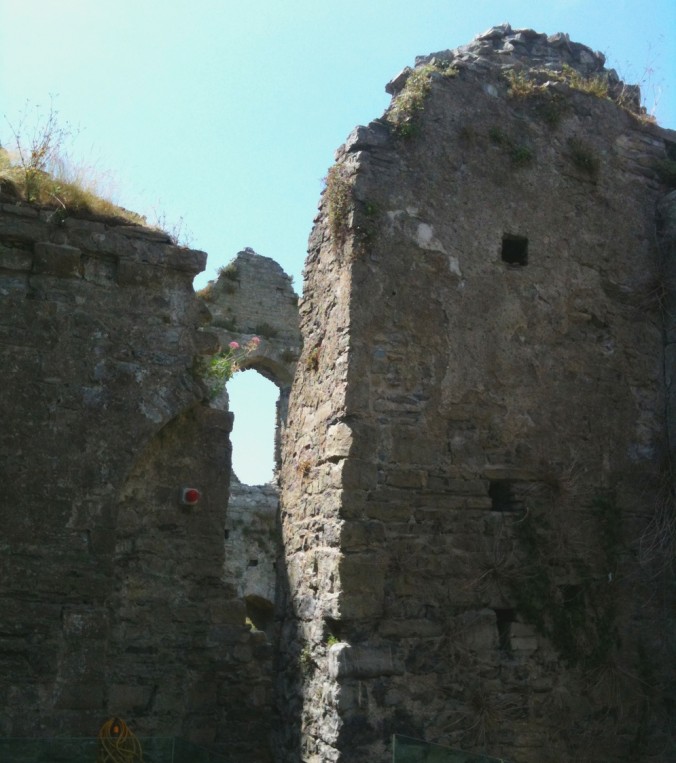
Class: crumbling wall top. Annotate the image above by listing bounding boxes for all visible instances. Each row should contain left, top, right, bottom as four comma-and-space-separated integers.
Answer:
387, 23, 641, 114
200, 247, 301, 386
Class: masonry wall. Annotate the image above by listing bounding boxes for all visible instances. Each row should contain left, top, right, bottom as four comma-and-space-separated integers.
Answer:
278, 28, 676, 763
201, 248, 302, 697
0, 207, 272, 760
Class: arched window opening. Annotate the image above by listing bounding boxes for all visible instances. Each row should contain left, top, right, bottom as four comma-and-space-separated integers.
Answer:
228, 368, 278, 485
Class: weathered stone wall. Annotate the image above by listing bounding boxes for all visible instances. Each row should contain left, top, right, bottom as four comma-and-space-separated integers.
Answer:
278, 26, 676, 763
0, 207, 273, 760
2, 25, 675, 763
200, 247, 301, 465
201, 248, 301, 634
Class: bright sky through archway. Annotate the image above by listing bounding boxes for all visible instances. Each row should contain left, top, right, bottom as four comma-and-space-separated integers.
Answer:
228, 370, 278, 485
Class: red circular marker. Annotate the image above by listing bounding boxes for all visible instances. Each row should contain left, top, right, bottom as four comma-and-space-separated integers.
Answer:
182, 487, 201, 505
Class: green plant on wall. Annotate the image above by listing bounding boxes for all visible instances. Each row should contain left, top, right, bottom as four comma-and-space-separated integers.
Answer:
218, 262, 239, 280
196, 336, 260, 398
506, 64, 608, 101
1, 100, 145, 224
568, 137, 600, 177
299, 644, 314, 674
488, 126, 534, 166
323, 167, 380, 256
306, 344, 321, 372
386, 62, 458, 137
560, 63, 609, 98
324, 164, 352, 247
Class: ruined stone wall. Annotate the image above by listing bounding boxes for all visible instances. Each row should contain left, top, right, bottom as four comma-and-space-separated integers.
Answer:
201, 247, 301, 453
201, 248, 301, 632
0, 207, 273, 760
3, 25, 675, 763
278, 27, 676, 763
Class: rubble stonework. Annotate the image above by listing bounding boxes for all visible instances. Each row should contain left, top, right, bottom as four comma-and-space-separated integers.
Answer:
0, 210, 272, 761
202, 248, 301, 645
277, 25, 676, 763
1, 24, 675, 763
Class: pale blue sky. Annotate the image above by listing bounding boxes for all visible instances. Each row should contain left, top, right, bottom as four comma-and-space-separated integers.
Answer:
2, 1, 674, 483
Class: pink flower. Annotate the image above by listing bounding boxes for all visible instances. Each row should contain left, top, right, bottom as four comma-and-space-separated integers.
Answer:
228, 341, 240, 349
251, 336, 261, 346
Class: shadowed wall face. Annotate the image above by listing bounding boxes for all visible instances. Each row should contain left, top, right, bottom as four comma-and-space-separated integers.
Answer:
278, 26, 676, 763
0, 210, 274, 761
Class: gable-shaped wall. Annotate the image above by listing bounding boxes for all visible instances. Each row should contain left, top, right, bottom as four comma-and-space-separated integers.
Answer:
278, 26, 676, 763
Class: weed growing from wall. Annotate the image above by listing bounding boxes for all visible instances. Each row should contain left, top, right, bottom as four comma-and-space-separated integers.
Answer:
149, 210, 193, 247
568, 137, 600, 177
194, 336, 261, 398
560, 64, 609, 98
324, 164, 352, 247
506, 65, 608, 101
306, 345, 321, 372
353, 199, 380, 253
510, 144, 534, 165
297, 457, 313, 479
1, 100, 144, 224
280, 348, 297, 364
196, 283, 215, 301
537, 95, 567, 127
386, 63, 457, 137
219, 262, 239, 280
505, 69, 542, 98
299, 644, 314, 675
488, 126, 534, 166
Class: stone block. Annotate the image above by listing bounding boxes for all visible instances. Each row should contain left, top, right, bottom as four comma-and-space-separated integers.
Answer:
511, 636, 539, 652
0, 274, 29, 296
81, 253, 117, 284
325, 421, 353, 460
328, 643, 404, 680
0, 246, 32, 271
340, 520, 385, 550
54, 683, 104, 710
1, 203, 39, 217
364, 501, 414, 522
337, 552, 385, 618
116, 260, 156, 286
159, 244, 208, 274
108, 684, 154, 709
454, 609, 499, 652
62, 607, 108, 639
378, 618, 444, 638
340, 459, 378, 490
33, 242, 81, 278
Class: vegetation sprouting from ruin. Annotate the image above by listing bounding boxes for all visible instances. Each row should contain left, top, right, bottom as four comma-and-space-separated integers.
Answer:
324, 163, 353, 246
0, 102, 145, 224
194, 336, 261, 397
386, 62, 458, 137
505, 63, 656, 124
506, 64, 609, 101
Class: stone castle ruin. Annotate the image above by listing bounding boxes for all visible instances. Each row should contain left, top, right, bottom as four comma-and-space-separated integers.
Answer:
1, 24, 675, 763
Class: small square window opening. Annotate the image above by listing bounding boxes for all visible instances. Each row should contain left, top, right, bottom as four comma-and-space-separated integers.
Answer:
502, 235, 528, 266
